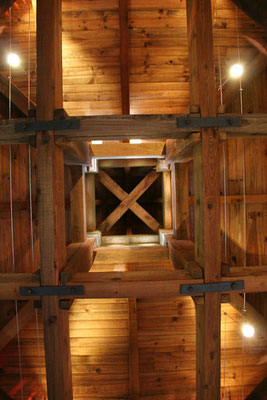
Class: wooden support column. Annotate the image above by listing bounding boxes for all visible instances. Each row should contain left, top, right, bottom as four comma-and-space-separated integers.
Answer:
186, 0, 221, 399
172, 163, 190, 239
36, 0, 73, 398
162, 171, 172, 229
70, 166, 86, 242
128, 263, 139, 399
86, 173, 96, 232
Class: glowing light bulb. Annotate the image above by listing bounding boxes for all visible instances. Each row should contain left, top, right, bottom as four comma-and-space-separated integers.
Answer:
242, 324, 255, 338
130, 139, 142, 144
7, 53, 20, 67
91, 140, 103, 144
230, 63, 243, 78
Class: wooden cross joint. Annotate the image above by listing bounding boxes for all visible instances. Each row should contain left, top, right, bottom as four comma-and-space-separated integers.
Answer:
98, 169, 161, 233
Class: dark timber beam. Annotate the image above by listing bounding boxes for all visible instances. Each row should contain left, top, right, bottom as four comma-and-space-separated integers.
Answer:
36, 0, 73, 398
0, 72, 35, 116
186, 0, 221, 398
231, 0, 267, 31
119, 0, 130, 114
1, 267, 267, 299
0, 301, 34, 352
1, 114, 267, 144
245, 377, 267, 399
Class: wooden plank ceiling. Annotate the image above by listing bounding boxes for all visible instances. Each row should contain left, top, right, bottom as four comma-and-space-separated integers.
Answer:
0, 0, 266, 116
0, 0, 266, 399
1, 248, 267, 399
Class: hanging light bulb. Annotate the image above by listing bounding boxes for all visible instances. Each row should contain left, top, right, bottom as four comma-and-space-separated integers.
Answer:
7, 53, 20, 67
230, 63, 243, 78
242, 323, 255, 338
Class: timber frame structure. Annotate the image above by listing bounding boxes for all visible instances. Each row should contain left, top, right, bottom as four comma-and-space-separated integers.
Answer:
0, 0, 267, 399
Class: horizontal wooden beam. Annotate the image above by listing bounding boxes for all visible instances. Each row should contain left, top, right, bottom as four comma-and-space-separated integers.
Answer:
90, 142, 165, 158
189, 194, 267, 205
1, 114, 267, 144
1, 266, 267, 300
60, 238, 96, 283
99, 159, 157, 168
101, 234, 159, 245
168, 239, 203, 279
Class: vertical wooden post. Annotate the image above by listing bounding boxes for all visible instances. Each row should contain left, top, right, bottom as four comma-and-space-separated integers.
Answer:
86, 173, 96, 232
70, 166, 86, 242
186, 0, 221, 399
119, 0, 130, 114
172, 163, 190, 239
128, 263, 139, 399
36, 0, 73, 398
162, 171, 172, 229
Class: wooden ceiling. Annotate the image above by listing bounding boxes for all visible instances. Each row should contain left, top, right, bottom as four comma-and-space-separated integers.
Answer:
0, 0, 266, 116
0, 0, 267, 399
1, 248, 267, 399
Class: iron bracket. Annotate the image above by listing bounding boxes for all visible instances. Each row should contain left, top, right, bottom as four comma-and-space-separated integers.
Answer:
177, 116, 241, 129
15, 119, 80, 133
180, 280, 244, 295
20, 285, 84, 297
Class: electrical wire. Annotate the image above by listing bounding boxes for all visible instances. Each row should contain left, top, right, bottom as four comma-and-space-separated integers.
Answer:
215, 0, 224, 106
235, 6, 243, 114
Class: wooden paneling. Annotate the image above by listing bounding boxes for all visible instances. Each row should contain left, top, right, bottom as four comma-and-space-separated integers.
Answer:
0, 145, 39, 273
1, 0, 266, 116
0, 248, 267, 398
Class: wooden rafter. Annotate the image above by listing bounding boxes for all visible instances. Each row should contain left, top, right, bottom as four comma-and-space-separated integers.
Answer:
0, 301, 34, 352
119, 0, 130, 114
98, 169, 160, 233
0, 72, 35, 116
245, 377, 267, 399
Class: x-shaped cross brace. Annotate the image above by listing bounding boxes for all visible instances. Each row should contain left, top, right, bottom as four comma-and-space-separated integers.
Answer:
98, 169, 161, 233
